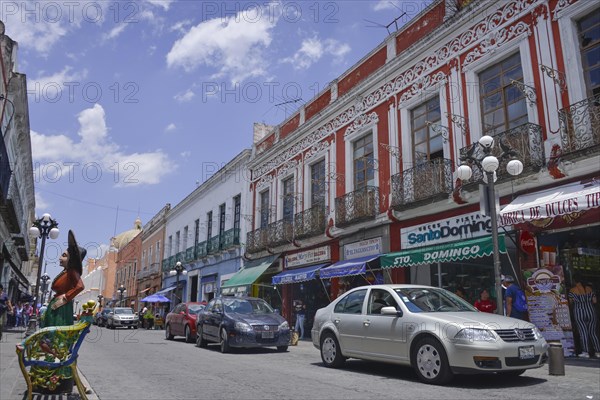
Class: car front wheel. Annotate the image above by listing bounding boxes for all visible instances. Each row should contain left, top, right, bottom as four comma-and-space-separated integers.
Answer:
185, 326, 193, 343
220, 328, 230, 353
165, 324, 174, 340
196, 325, 208, 348
320, 332, 345, 368
412, 337, 453, 385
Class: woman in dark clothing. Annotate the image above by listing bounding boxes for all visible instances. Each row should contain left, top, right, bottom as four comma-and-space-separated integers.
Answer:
569, 274, 600, 358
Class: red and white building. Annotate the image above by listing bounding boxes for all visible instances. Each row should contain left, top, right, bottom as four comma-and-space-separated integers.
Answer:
244, 0, 599, 328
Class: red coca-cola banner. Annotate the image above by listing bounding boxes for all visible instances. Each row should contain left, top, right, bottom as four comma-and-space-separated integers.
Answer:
519, 230, 536, 254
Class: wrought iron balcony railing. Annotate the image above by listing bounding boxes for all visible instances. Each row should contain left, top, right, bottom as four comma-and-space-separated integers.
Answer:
458, 123, 545, 190
208, 235, 221, 254
221, 228, 240, 250
0, 136, 11, 201
294, 204, 328, 240
195, 241, 207, 258
246, 227, 268, 254
137, 263, 161, 280
335, 186, 379, 228
175, 251, 185, 263
391, 158, 453, 210
267, 219, 294, 248
162, 256, 175, 272
558, 94, 600, 159
183, 246, 194, 262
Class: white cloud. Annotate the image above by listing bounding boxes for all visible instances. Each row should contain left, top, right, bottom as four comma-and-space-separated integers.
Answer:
165, 123, 176, 132
373, 1, 400, 11
166, 4, 278, 83
35, 192, 51, 214
146, 0, 174, 11
28, 66, 88, 95
103, 24, 128, 41
170, 19, 193, 34
282, 36, 351, 70
174, 89, 195, 103
31, 104, 175, 186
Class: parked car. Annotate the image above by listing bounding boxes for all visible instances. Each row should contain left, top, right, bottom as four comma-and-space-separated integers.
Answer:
165, 302, 206, 342
107, 307, 139, 329
196, 296, 290, 353
94, 308, 113, 327
311, 284, 549, 385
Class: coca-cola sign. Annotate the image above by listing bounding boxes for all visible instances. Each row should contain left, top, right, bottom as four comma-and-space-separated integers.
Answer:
519, 231, 536, 254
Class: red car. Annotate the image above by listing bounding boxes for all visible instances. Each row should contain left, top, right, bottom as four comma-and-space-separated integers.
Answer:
165, 302, 206, 343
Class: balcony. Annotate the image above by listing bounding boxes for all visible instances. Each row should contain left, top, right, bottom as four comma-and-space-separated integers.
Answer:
458, 123, 545, 191
391, 159, 454, 211
221, 228, 241, 250
335, 186, 379, 228
196, 241, 207, 258
185, 246, 195, 262
0, 198, 19, 233
162, 256, 175, 272
558, 94, 600, 160
137, 263, 161, 280
294, 204, 328, 240
207, 235, 221, 254
0, 137, 10, 201
246, 227, 268, 254
267, 219, 294, 248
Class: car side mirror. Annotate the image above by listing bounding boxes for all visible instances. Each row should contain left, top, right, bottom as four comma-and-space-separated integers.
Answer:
109, 312, 114, 316
273, 308, 280, 315
381, 306, 402, 317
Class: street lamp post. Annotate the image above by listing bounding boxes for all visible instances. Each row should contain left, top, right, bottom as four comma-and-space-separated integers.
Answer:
26, 213, 59, 336
169, 261, 187, 309
456, 135, 523, 315
117, 285, 126, 307
40, 272, 51, 305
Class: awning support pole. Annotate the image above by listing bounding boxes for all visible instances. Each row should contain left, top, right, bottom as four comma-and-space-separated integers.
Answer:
319, 279, 331, 302
437, 262, 442, 288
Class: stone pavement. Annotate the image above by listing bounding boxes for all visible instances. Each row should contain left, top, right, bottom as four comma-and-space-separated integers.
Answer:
1, 327, 98, 400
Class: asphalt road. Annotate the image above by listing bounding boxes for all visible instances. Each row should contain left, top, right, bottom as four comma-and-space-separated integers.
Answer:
69, 326, 600, 400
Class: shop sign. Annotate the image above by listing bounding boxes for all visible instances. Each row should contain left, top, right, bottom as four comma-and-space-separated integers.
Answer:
285, 246, 330, 268
519, 231, 536, 254
401, 211, 491, 249
344, 237, 382, 260
203, 282, 215, 293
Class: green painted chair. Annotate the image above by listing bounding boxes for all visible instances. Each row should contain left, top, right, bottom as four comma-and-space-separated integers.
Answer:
16, 321, 91, 400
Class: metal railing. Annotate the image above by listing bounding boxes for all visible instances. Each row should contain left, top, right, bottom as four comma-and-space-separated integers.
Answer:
335, 186, 379, 227
221, 228, 240, 250
185, 246, 194, 262
558, 94, 600, 158
246, 227, 268, 254
294, 204, 328, 239
267, 219, 294, 248
391, 158, 454, 210
208, 235, 221, 254
458, 123, 545, 189
196, 241, 207, 258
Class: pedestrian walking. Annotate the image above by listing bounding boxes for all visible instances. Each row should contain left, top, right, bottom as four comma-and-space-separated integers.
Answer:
14, 302, 23, 327
503, 275, 528, 320
23, 302, 32, 328
0, 284, 13, 339
294, 300, 306, 340
569, 274, 600, 358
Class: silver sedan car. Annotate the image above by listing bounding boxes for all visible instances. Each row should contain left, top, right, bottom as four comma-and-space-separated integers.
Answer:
311, 284, 548, 385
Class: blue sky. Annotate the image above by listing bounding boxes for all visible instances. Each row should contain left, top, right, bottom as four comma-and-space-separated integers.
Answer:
2, 0, 432, 278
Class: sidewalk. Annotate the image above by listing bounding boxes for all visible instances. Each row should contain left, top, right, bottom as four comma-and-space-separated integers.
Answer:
1, 327, 98, 400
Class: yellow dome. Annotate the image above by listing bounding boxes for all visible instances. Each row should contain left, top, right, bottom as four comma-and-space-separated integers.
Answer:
110, 218, 143, 250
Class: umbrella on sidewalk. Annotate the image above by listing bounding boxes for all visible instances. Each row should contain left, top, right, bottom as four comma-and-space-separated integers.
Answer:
140, 294, 171, 303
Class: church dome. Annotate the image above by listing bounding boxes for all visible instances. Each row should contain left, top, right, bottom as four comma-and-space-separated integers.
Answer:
110, 218, 143, 250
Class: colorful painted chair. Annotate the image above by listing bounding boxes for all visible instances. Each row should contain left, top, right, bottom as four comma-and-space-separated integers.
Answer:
16, 321, 91, 400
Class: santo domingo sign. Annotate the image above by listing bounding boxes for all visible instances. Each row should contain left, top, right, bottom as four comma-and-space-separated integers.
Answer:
380, 235, 506, 268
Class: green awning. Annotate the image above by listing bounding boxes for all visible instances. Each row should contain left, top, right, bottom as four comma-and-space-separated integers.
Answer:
381, 235, 507, 269
221, 261, 272, 294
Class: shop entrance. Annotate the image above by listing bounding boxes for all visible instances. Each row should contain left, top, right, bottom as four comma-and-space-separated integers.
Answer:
289, 279, 330, 340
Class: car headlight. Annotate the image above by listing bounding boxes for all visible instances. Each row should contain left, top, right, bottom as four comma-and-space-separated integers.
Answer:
278, 321, 289, 330
532, 326, 543, 340
454, 328, 496, 342
234, 322, 253, 333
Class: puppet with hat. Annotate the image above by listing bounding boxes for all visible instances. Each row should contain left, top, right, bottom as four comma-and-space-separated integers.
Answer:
42, 230, 86, 328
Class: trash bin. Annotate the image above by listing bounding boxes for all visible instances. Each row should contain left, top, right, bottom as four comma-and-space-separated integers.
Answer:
548, 341, 565, 376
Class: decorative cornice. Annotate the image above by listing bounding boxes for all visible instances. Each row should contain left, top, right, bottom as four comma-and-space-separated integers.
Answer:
398, 71, 447, 105
344, 112, 379, 137
552, 0, 578, 21
462, 21, 532, 69
252, 0, 541, 180
305, 140, 331, 161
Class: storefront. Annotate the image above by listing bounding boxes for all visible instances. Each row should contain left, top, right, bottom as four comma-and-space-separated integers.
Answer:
271, 246, 332, 337
220, 256, 282, 309
319, 237, 384, 300
499, 177, 600, 355
386, 211, 517, 304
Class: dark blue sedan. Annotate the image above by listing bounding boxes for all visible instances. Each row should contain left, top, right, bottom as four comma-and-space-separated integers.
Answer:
195, 296, 290, 353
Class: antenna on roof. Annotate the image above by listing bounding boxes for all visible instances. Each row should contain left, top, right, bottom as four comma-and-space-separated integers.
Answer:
274, 98, 302, 108
364, 11, 406, 35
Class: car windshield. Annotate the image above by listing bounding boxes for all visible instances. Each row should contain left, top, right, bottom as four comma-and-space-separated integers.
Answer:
395, 288, 476, 313
114, 308, 133, 315
222, 298, 274, 314
188, 305, 205, 314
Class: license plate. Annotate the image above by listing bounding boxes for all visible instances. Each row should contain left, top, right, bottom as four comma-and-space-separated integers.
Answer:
262, 331, 274, 339
519, 345, 535, 359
